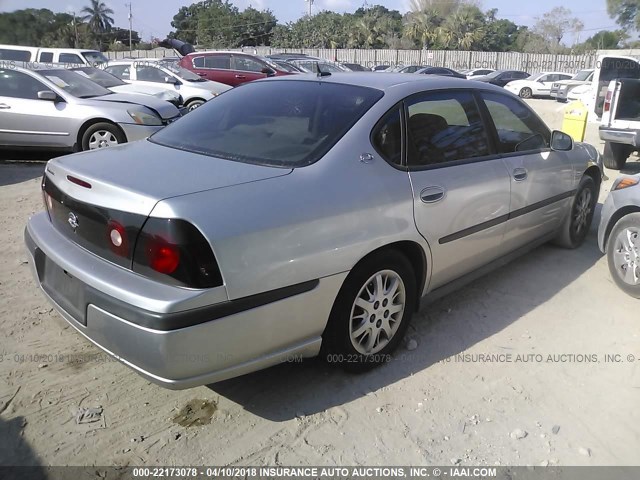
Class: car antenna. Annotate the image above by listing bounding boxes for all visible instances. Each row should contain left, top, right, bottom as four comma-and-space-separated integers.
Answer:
317, 62, 331, 77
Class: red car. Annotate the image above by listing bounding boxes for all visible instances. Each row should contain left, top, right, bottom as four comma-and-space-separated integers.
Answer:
178, 52, 296, 87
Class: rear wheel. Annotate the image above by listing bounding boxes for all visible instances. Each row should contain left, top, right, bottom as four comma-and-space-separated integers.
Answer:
81, 122, 125, 151
554, 175, 597, 249
603, 141, 633, 170
322, 250, 417, 372
519, 87, 533, 99
606, 213, 640, 298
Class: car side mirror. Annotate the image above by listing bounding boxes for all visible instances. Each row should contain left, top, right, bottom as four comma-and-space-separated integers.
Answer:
261, 67, 276, 77
551, 130, 573, 151
37, 90, 57, 101
164, 76, 179, 84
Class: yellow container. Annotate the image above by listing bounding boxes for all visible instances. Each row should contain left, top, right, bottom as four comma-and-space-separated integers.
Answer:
561, 100, 588, 142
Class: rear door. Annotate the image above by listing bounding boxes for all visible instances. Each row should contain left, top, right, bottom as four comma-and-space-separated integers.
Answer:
405, 90, 512, 289
479, 92, 575, 251
190, 54, 235, 85
0, 70, 73, 148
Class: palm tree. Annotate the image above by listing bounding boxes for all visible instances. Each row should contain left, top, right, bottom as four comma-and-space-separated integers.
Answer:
438, 6, 484, 50
403, 9, 441, 49
81, 0, 114, 48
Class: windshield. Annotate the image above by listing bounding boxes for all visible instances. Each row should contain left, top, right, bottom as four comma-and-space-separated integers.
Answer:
40, 69, 111, 98
71, 67, 126, 88
273, 61, 300, 73
150, 80, 383, 167
81, 51, 109, 66
158, 61, 201, 81
573, 70, 593, 81
526, 72, 542, 80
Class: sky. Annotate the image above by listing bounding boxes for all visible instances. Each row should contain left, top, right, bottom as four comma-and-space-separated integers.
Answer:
0, 0, 620, 43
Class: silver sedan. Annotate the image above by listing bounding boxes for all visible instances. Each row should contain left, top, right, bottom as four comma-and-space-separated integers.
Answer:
0, 65, 180, 151
598, 174, 640, 297
25, 73, 602, 389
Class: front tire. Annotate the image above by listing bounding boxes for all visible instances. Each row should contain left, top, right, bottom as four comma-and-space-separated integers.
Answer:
519, 87, 533, 99
81, 122, 125, 151
606, 213, 640, 298
554, 176, 597, 249
322, 250, 417, 372
603, 141, 633, 170
186, 99, 205, 112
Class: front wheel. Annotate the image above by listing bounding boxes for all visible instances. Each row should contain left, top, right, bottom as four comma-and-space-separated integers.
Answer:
554, 175, 597, 249
81, 122, 125, 151
519, 87, 533, 99
322, 250, 417, 372
607, 213, 640, 298
186, 99, 205, 112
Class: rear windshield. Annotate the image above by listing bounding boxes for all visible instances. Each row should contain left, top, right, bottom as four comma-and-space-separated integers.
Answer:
150, 80, 383, 167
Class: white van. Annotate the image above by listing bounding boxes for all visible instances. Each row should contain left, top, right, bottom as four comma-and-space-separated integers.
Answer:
0, 45, 109, 66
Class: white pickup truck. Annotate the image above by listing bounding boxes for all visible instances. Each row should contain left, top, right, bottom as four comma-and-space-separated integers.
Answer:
597, 56, 640, 169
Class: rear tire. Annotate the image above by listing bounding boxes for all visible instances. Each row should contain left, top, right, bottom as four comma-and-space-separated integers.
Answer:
606, 213, 640, 298
554, 176, 597, 249
603, 141, 632, 170
519, 87, 533, 99
81, 122, 125, 151
322, 250, 417, 372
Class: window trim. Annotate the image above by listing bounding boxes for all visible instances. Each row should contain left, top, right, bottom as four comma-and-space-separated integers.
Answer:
402, 88, 500, 172
192, 54, 231, 71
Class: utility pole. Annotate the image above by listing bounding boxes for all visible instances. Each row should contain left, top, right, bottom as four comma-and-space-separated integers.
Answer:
71, 11, 79, 48
126, 2, 133, 55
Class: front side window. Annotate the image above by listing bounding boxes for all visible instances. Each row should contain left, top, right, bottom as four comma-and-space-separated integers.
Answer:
59, 53, 82, 64
481, 92, 550, 153
372, 107, 402, 165
105, 65, 130, 80
233, 56, 265, 73
136, 65, 167, 83
0, 70, 47, 100
150, 80, 383, 167
406, 91, 491, 167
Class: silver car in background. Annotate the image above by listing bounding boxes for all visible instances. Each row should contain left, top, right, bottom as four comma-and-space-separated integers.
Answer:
598, 175, 640, 298
0, 65, 180, 151
25, 74, 602, 389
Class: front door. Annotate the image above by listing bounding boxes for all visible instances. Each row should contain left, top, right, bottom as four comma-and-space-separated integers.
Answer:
405, 90, 512, 289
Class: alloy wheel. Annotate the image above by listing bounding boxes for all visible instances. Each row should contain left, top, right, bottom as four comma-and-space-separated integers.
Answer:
612, 227, 640, 286
572, 188, 592, 237
88, 130, 119, 150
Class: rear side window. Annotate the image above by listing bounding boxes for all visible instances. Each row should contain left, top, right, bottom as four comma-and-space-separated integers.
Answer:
0, 70, 47, 100
481, 92, 550, 153
406, 91, 491, 167
150, 80, 383, 167
372, 107, 402, 165
39, 52, 54, 62
0, 48, 31, 61
59, 53, 82, 64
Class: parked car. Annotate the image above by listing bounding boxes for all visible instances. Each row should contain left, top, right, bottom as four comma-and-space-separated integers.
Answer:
179, 51, 295, 86
589, 55, 640, 122
415, 67, 466, 79
504, 72, 573, 98
550, 69, 594, 102
287, 59, 347, 74
341, 62, 369, 72
472, 70, 530, 87
463, 68, 496, 79
104, 59, 230, 111
372, 64, 391, 72
399, 65, 428, 74
0, 65, 180, 151
598, 175, 640, 298
271, 60, 306, 73
599, 77, 640, 169
0, 44, 109, 65
69, 66, 184, 109
25, 73, 601, 389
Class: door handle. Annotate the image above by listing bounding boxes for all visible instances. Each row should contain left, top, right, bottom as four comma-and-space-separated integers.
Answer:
0, 104, 10, 110
513, 168, 528, 181
235, 74, 246, 79
420, 186, 446, 203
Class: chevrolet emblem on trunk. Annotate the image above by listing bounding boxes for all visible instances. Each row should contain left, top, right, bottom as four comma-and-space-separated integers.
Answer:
68, 212, 79, 231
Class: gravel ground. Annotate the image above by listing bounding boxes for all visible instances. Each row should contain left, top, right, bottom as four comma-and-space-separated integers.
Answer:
0, 99, 639, 467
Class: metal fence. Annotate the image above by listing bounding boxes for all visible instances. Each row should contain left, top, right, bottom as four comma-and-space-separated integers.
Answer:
105, 47, 640, 73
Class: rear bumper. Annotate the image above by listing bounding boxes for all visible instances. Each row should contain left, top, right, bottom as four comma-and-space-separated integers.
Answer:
25, 212, 346, 389
599, 127, 640, 148
117, 123, 164, 143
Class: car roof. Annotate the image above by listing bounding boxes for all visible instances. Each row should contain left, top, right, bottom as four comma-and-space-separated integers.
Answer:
262, 72, 506, 94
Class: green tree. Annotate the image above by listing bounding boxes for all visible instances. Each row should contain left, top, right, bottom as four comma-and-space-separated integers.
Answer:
532, 7, 583, 53
437, 4, 485, 50
403, 9, 443, 48
236, 7, 277, 46
607, 0, 640, 30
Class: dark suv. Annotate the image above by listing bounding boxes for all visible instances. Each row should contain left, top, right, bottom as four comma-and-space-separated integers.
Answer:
179, 52, 295, 87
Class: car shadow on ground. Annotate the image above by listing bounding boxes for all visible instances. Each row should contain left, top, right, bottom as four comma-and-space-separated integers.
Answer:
0, 416, 48, 478
0, 163, 45, 187
208, 220, 604, 422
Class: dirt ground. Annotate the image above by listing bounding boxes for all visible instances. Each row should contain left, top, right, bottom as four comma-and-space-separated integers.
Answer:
1, 100, 639, 468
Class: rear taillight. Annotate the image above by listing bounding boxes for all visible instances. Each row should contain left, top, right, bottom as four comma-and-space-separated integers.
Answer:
604, 91, 612, 112
132, 218, 223, 289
